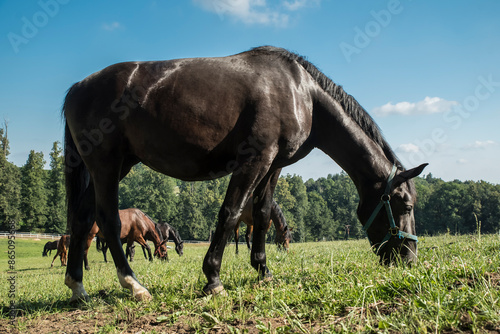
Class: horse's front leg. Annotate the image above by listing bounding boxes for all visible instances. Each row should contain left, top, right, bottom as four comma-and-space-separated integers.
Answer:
245, 226, 253, 251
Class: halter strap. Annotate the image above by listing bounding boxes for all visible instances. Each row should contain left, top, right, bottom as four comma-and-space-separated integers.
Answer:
362, 165, 418, 254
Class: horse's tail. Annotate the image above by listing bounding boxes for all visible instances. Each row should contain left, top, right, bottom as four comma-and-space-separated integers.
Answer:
63, 84, 91, 234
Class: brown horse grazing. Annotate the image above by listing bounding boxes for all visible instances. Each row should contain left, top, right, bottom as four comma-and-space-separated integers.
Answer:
51, 235, 70, 267
62, 46, 427, 302
42, 240, 58, 257
235, 199, 292, 254
83, 208, 167, 270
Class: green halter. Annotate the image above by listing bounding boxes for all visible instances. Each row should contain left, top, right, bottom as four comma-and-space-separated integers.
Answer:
362, 165, 418, 254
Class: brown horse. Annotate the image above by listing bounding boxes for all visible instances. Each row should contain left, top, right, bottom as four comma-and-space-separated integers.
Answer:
235, 199, 291, 253
83, 208, 167, 270
62, 46, 426, 302
51, 235, 70, 267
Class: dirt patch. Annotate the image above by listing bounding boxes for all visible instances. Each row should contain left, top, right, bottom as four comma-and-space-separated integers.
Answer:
0, 309, 316, 334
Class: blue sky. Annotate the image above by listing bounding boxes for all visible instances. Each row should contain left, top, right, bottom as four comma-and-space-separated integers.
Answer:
1, 0, 499, 183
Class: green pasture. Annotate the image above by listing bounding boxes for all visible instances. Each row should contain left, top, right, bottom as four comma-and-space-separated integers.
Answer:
1, 234, 500, 333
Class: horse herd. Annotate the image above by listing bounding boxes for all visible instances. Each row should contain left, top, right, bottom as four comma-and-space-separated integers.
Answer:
44, 199, 293, 268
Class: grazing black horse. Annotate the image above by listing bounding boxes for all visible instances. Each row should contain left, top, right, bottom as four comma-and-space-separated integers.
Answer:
42, 240, 58, 257
141, 221, 184, 258
62, 46, 426, 302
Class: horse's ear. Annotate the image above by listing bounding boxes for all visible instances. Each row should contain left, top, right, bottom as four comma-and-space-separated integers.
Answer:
393, 163, 428, 188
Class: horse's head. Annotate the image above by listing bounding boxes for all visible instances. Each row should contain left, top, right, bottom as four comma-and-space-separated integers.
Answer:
175, 241, 184, 256
358, 164, 427, 266
154, 240, 168, 260
275, 226, 293, 252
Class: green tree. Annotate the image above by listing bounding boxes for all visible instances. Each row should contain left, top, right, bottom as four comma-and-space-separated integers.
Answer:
324, 173, 360, 239
283, 174, 308, 242
0, 124, 21, 230
304, 191, 335, 241
176, 183, 207, 240
46, 142, 66, 233
119, 164, 178, 223
20, 150, 47, 231
198, 177, 230, 233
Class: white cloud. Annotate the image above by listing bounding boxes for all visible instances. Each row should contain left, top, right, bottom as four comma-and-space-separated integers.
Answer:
372, 96, 459, 117
456, 158, 468, 165
283, 0, 318, 11
463, 140, 497, 150
397, 143, 420, 153
102, 22, 122, 31
193, 0, 319, 26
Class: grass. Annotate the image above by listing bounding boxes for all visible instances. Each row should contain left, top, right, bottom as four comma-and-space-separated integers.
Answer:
0, 234, 499, 333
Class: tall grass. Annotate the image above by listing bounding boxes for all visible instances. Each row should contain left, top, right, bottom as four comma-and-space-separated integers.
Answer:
1, 234, 499, 333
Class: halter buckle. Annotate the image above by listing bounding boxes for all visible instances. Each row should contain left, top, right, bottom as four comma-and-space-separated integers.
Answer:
381, 194, 390, 202
390, 226, 400, 236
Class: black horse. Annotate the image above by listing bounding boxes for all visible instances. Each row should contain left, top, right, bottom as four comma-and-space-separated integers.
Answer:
96, 236, 136, 262
62, 46, 426, 302
155, 222, 184, 256
42, 240, 58, 257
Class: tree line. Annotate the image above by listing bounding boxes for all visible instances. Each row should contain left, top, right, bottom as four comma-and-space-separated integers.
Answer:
1, 125, 499, 241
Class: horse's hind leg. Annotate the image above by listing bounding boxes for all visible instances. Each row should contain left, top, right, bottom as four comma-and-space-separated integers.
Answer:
250, 168, 281, 280
65, 185, 95, 302
51, 250, 60, 267
93, 170, 151, 301
202, 159, 275, 295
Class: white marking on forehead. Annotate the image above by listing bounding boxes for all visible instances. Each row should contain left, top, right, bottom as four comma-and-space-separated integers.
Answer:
127, 63, 140, 88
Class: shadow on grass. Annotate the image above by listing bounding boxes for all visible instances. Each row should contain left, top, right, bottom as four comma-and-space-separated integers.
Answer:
0, 288, 132, 319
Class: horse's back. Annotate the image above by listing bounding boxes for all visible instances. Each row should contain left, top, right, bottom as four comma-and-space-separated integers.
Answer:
63, 49, 314, 181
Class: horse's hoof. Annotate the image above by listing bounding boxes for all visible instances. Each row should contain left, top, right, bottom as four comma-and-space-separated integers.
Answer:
134, 289, 152, 302
85, 266, 90, 271
203, 284, 227, 296
260, 269, 273, 282
69, 293, 90, 304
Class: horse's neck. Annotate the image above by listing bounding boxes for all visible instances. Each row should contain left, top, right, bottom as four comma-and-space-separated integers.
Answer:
146, 227, 162, 247
270, 202, 286, 232
169, 227, 181, 246
314, 91, 393, 192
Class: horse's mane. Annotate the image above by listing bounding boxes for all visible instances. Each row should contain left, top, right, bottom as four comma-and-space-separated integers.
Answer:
271, 200, 287, 230
165, 222, 182, 242
249, 46, 401, 168
143, 213, 164, 242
